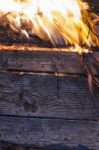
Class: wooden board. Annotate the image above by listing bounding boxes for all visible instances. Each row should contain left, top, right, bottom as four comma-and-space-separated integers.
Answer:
0, 116, 99, 149
0, 48, 98, 75
0, 72, 99, 119
0, 49, 84, 74
0, 47, 99, 149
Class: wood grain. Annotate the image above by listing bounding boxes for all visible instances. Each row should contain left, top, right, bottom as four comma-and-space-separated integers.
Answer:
0, 47, 99, 75
0, 116, 99, 149
0, 49, 85, 74
0, 72, 99, 119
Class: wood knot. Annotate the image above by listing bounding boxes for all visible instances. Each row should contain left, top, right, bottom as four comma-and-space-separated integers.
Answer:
23, 100, 38, 113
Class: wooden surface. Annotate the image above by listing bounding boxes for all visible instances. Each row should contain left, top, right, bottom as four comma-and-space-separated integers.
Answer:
0, 49, 84, 74
0, 71, 99, 119
0, 116, 99, 149
0, 49, 98, 74
0, 48, 99, 149
0, 0, 99, 148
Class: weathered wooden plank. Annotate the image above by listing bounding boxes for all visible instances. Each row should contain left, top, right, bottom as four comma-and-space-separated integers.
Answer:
0, 49, 85, 74
0, 142, 94, 150
0, 116, 99, 149
0, 47, 99, 74
0, 72, 99, 119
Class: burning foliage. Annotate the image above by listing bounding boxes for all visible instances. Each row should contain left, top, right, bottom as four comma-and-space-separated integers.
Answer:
0, 0, 98, 53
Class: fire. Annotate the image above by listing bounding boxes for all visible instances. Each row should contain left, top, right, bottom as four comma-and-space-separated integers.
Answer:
0, 0, 98, 53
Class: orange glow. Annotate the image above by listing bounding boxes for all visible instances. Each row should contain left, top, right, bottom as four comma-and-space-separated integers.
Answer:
0, 0, 98, 53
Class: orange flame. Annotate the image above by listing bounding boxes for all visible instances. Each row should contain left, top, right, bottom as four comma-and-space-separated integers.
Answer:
0, 0, 98, 53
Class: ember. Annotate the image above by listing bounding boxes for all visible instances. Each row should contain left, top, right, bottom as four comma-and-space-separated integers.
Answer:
0, 0, 98, 53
